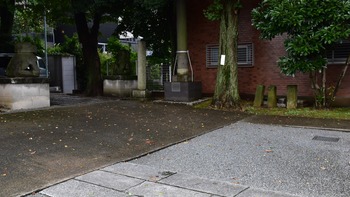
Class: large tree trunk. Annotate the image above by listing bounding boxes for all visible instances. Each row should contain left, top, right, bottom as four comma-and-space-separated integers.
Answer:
212, 0, 240, 108
0, 0, 15, 52
73, 12, 103, 96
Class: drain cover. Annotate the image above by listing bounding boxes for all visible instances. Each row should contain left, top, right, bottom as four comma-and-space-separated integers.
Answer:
312, 135, 340, 142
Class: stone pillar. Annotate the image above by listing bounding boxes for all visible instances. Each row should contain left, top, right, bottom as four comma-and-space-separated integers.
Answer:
253, 85, 265, 107
137, 40, 146, 90
287, 85, 298, 109
132, 40, 149, 98
267, 85, 277, 108
176, 0, 189, 81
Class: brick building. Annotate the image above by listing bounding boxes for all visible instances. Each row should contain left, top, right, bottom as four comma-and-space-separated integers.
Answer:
186, 0, 350, 106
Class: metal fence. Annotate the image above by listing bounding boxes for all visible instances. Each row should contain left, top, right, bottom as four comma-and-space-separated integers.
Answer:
146, 63, 171, 91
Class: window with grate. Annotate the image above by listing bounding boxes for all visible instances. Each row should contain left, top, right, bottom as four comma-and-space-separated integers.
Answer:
206, 43, 253, 68
206, 44, 220, 68
238, 44, 253, 66
326, 42, 350, 64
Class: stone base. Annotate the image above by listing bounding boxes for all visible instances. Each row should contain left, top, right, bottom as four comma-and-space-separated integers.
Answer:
164, 82, 202, 102
0, 77, 50, 110
132, 89, 151, 98
103, 79, 137, 97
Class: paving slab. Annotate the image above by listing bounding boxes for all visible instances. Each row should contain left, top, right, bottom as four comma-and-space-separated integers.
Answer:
39, 179, 127, 197
127, 181, 211, 197
237, 188, 300, 197
159, 172, 248, 196
75, 170, 144, 191
102, 162, 175, 181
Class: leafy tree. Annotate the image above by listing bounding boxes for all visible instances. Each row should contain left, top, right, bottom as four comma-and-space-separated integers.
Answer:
12, 4, 43, 35
252, 0, 350, 107
121, 0, 175, 63
204, 0, 241, 108
2, 0, 174, 96
69, 0, 131, 96
11, 0, 132, 96
0, 0, 15, 52
102, 36, 136, 76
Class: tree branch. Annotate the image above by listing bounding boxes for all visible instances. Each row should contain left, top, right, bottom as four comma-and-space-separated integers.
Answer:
332, 53, 350, 98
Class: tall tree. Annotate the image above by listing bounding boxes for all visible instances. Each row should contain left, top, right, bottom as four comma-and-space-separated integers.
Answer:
252, 0, 350, 107
121, 0, 175, 61
205, 0, 241, 108
70, 0, 132, 96
0, 0, 15, 52
2, 0, 173, 96
70, 1, 103, 96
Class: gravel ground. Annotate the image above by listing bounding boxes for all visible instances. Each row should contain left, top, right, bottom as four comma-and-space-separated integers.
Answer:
131, 121, 350, 197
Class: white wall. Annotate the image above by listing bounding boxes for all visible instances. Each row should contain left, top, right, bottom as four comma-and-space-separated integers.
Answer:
0, 83, 50, 110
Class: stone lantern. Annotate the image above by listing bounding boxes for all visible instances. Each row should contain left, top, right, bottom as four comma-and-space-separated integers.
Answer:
6, 42, 40, 77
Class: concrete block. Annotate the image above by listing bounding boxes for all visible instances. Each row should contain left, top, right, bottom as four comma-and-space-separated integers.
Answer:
132, 89, 151, 98
40, 179, 127, 197
32, 96, 50, 108
103, 79, 137, 97
164, 82, 202, 102
0, 83, 50, 110
159, 173, 248, 196
102, 162, 175, 181
75, 170, 144, 191
127, 182, 211, 197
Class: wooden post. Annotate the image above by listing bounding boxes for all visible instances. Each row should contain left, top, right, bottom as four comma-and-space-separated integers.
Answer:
267, 85, 277, 108
287, 85, 298, 109
253, 85, 265, 107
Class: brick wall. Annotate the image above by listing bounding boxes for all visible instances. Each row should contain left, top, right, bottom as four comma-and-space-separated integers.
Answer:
187, 0, 350, 100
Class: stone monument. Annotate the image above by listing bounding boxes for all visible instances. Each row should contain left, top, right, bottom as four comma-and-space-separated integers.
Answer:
132, 40, 150, 98
0, 42, 50, 111
6, 42, 40, 77
164, 0, 202, 102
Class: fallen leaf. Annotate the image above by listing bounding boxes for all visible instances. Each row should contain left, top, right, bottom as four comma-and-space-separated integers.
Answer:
145, 139, 153, 145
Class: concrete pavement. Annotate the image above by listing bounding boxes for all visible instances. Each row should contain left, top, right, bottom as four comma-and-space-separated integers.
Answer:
28, 161, 300, 197
26, 120, 350, 197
